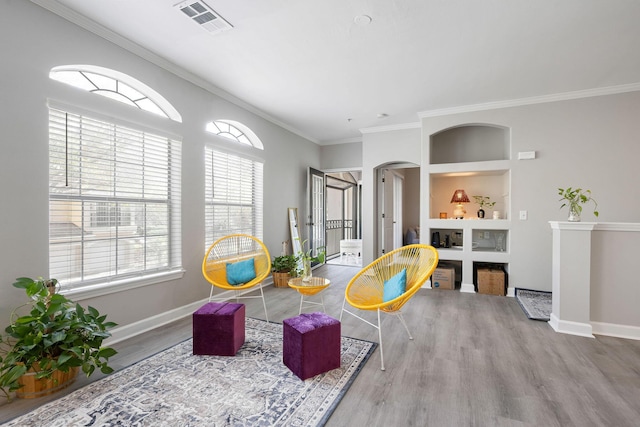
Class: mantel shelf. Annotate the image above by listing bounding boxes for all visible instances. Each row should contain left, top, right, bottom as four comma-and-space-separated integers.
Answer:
427, 219, 511, 229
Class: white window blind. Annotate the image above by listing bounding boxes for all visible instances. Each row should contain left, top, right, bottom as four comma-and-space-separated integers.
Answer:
204, 147, 263, 248
49, 108, 182, 289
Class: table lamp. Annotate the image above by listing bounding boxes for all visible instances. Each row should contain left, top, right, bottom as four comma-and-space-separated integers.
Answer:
450, 189, 470, 219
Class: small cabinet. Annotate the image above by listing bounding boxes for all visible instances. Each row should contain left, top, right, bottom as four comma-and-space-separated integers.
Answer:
428, 220, 511, 294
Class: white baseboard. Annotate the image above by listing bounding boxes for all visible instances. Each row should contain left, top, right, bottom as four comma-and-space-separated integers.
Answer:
105, 280, 274, 346
591, 321, 640, 341
104, 297, 208, 346
460, 283, 476, 293
548, 313, 594, 338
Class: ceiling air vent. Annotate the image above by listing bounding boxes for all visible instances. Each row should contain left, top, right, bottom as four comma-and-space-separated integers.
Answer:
175, 1, 233, 34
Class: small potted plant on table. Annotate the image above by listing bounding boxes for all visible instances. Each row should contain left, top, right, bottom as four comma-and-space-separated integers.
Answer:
0, 277, 117, 401
558, 187, 599, 222
295, 239, 325, 282
472, 196, 496, 219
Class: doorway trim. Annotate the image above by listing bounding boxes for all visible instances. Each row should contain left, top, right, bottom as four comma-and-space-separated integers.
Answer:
375, 162, 419, 257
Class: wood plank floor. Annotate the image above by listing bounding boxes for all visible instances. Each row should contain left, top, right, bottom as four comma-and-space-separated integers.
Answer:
2, 264, 640, 426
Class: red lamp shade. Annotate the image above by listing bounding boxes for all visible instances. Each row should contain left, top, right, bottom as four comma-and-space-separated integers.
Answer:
450, 189, 470, 204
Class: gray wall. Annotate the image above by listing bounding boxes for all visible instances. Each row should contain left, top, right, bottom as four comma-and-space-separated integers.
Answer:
403, 168, 421, 231
591, 228, 640, 328
420, 92, 640, 292
0, 1, 318, 330
360, 127, 422, 261
4, 1, 639, 336
320, 141, 363, 170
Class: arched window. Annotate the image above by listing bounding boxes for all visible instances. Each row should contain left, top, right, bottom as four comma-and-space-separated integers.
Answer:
206, 120, 264, 149
48, 65, 183, 294
50, 65, 182, 122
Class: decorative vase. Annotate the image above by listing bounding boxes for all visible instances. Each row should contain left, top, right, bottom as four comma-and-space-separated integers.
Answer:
302, 259, 312, 282
568, 204, 581, 222
477, 209, 485, 219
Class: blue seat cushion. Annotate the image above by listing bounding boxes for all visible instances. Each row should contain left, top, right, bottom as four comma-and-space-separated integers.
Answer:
226, 258, 256, 285
383, 268, 407, 302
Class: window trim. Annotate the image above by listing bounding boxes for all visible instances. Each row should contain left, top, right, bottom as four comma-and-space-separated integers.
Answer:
61, 269, 185, 301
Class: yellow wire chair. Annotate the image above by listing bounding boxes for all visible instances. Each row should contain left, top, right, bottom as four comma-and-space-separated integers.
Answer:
202, 234, 272, 322
340, 244, 439, 371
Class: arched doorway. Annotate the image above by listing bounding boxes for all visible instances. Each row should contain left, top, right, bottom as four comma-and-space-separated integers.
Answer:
376, 162, 420, 257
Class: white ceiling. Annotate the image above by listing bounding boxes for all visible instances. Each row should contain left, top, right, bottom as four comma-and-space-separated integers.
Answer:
35, 0, 640, 144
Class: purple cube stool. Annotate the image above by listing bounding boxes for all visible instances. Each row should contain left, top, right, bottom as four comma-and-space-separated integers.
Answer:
193, 302, 245, 356
283, 312, 341, 380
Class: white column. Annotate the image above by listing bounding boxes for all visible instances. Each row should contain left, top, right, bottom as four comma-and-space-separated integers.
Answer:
548, 221, 595, 338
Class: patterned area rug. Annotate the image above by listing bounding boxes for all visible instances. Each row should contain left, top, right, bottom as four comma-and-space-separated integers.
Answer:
515, 288, 552, 321
4, 318, 375, 427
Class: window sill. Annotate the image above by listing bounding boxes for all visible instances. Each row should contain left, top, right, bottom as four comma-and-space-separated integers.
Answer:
60, 269, 186, 302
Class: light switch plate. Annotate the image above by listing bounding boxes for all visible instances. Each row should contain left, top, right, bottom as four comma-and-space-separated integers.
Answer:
518, 151, 536, 160
519, 210, 528, 220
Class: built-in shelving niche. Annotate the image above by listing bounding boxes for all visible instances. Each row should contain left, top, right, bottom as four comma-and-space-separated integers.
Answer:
429, 124, 510, 220
427, 124, 512, 294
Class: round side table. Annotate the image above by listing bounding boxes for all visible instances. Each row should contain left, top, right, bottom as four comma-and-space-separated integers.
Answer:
287, 277, 331, 315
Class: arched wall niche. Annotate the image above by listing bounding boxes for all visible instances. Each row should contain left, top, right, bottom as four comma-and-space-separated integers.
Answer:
430, 124, 510, 164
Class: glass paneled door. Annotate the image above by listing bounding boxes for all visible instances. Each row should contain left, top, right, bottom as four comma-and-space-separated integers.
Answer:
307, 168, 325, 265
325, 173, 359, 258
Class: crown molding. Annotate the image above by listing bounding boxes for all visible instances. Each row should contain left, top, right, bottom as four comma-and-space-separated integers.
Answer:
359, 121, 421, 135
418, 82, 640, 118
319, 136, 363, 146
29, 0, 319, 144
30, 1, 640, 145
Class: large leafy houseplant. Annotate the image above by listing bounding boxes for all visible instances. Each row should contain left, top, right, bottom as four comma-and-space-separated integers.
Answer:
558, 187, 599, 222
0, 277, 117, 401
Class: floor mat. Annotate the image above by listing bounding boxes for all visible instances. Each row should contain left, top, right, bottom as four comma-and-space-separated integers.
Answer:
515, 288, 552, 321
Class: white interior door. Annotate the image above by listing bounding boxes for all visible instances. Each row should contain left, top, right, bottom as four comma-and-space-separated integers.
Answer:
393, 173, 404, 249
379, 168, 405, 255
381, 170, 394, 254
307, 167, 325, 264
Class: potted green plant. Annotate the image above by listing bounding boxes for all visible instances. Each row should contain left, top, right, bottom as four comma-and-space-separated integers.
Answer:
0, 277, 117, 401
295, 239, 325, 282
271, 254, 298, 288
472, 196, 496, 219
558, 187, 599, 222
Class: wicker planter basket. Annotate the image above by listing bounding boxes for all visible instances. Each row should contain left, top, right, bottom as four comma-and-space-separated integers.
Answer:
272, 272, 292, 288
16, 363, 79, 399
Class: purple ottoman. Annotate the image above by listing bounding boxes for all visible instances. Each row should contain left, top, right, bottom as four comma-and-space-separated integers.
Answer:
283, 312, 341, 380
193, 302, 245, 356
